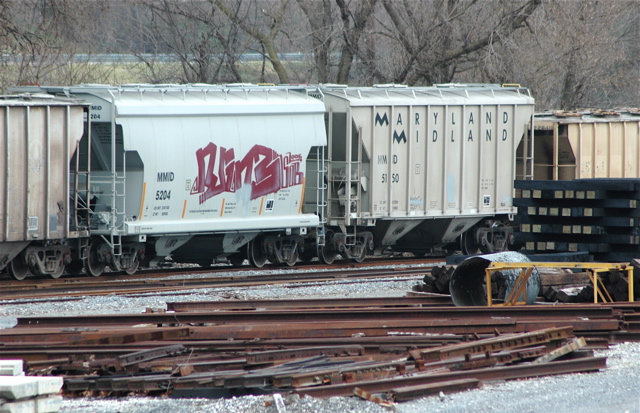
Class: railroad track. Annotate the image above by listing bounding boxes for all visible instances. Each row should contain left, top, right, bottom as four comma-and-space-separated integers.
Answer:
0, 258, 440, 301
1, 255, 443, 283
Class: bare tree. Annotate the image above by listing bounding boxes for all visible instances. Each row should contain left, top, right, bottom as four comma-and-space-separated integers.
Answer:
296, 0, 335, 83
370, 0, 542, 85
127, 0, 246, 84
0, 0, 636, 110
215, 0, 293, 84
515, 1, 640, 110
334, 0, 379, 84
0, 0, 116, 90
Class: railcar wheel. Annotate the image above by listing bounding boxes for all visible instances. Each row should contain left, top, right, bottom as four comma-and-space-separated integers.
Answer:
123, 258, 139, 275
283, 250, 299, 267
7, 257, 30, 281
352, 245, 366, 263
247, 236, 268, 268
318, 230, 337, 265
48, 262, 65, 279
85, 239, 106, 277
461, 229, 480, 255
479, 222, 509, 253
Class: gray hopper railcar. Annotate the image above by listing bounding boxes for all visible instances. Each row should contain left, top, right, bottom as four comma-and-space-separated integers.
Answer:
0, 95, 90, 279
308, 84, 535, 262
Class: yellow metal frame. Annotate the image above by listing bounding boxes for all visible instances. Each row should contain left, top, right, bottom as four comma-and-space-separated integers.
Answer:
484, 262, 634, 306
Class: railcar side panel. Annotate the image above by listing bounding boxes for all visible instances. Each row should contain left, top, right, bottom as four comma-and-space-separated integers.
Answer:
496, 105, 516, 213
426, 105, 446, 216
530, 113, 640, 180
390, 105, 410, 216
0, 102, 85, 242
444, 105, 464, 215
478, 105, 498, 214
324, 87, 535, 223
460, 105, 480, 215
407, 105, 424, 216
369, 105, 390, 216
120, 112, 318, 232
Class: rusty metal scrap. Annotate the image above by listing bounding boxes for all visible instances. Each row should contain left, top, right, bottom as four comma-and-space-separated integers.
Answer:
388, 378, 481, 402
408, 326, 574, 362
1, 296, 638, 400
295, 356, 607, 399
115, 344, 187, 370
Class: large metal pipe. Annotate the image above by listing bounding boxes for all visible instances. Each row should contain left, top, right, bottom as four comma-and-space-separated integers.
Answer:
449, 251, 540, 306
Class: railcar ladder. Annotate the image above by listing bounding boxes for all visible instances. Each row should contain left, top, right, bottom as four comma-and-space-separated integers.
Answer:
108, 91, 126, 260
333, 162, 364, 249
72, 171, 91, 231
315, 146, 328, 246
71, 113, 92, 234
343, 123, 364, 247
109, 163, 127, 259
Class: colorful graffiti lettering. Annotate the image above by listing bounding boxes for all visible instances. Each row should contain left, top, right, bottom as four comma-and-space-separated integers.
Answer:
191, 143, 304, 205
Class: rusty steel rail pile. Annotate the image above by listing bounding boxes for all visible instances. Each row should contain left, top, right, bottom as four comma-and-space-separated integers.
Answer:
3, 296, 640, 402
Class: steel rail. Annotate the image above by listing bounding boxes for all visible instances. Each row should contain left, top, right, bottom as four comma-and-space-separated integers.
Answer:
0, 334, 466, 350
166, 296, 453, 311
0, 256, 442, 290
0, 335, 466, 361
181, 319, 619, 340
15, 305, 619, 327
293, 356, 608, 398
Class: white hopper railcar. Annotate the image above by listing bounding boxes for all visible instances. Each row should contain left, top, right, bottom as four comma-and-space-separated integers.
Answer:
14, 84, 326, 274
306, 84, 535, 262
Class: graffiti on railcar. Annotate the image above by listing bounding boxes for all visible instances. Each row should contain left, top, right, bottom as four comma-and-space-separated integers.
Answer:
191, 142, 304, 205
